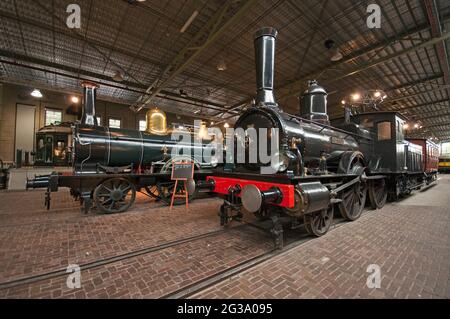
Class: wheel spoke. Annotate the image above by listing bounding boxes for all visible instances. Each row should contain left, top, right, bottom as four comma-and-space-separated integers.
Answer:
102, 185, 113, 193
343, 190, 353, 200
121, 185, 131, 193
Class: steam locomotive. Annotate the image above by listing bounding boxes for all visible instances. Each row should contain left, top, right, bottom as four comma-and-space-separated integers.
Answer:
199, 28, 438, 247
27, 82, 219, 214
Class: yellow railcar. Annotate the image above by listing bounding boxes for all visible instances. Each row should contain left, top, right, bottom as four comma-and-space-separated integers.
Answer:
439, 156, 450, 173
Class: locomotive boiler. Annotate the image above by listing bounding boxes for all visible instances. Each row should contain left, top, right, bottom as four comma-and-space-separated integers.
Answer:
200, 27, 437, 248
73, 82, 216, 174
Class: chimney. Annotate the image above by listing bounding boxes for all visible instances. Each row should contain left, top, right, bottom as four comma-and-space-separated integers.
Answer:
300, 80, 329, 125
254, 27, 278, 107
81, 81, 99, 126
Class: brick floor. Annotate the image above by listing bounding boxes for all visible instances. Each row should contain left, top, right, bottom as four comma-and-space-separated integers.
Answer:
0, 226, 272, 299
1, 176, 450, 299
193, 175, 450, 299
0, 190, 227, 282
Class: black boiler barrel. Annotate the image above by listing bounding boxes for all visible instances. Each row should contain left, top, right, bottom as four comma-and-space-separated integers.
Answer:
73, 125, 168, 173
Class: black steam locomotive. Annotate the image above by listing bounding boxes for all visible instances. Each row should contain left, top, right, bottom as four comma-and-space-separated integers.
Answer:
27, 82, 219, 214
200, 28, 438, 247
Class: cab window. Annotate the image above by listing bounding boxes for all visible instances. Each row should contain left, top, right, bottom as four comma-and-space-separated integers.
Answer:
377, 122, 392, 141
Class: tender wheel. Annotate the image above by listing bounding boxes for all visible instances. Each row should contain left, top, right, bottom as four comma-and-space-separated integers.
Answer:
304, 206, 334, 237
338, 179, 367, 221
94, 178, 136, 214
388, 179, 402, 202
368, 179, 388, 209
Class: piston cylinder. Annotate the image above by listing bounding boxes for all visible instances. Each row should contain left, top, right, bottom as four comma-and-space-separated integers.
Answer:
285, 182, 330, 216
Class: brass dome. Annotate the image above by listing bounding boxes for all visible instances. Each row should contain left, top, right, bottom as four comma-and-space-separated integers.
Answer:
146, 107, 167, 135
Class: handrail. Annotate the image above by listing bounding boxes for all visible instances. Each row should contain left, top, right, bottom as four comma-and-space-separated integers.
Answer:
285, 113, 373, 141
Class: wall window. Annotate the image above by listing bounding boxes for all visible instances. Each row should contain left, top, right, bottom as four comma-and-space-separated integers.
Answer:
108, 118, 121, 129
442, 142, 450, 155
96, 117, 102, 126
377, 122, 392, 141
139, 120, 147, 132
45, 109, 62, 126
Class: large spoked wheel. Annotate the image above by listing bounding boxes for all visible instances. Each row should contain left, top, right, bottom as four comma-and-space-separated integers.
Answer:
94, 178, 136, 214
338, 157, 367, 221
369, 179, 388, 209
339, 181, 367, 221
304, 206, 334, 237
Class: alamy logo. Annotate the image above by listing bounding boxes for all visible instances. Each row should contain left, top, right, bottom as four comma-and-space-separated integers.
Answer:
366, 264, 381, 289
170, 120, 282, 175
366, 4, 381, 29
66, 4, 81, 29
66, 264, 81, 289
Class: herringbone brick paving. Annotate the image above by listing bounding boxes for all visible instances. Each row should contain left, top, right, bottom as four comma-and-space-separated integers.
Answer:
0, 190, 225, 282
1, 176, 450, 298
193, 176, 450, 299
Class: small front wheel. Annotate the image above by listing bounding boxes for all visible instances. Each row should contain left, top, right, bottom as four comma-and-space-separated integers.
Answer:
94, 178, 136, 214
304, 206, 334, 237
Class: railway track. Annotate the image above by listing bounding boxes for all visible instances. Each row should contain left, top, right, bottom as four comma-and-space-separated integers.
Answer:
0, 227, 235, 291
0, 207, 374, 296
160, 212, 371, 299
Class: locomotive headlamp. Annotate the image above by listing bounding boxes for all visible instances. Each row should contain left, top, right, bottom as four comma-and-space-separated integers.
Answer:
270, 152, 290, 173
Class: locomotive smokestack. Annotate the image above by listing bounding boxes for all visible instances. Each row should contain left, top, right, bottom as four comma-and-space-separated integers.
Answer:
254, 27, 278, 107
81, 81, 99, 126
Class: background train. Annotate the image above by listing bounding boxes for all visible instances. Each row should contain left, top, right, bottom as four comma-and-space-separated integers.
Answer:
200, 27, 439, 248
439, 155, 450, 173
27, 81, 220, 214
33, 122, 73, 167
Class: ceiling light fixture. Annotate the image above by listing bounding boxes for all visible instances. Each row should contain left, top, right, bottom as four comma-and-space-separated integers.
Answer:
217, 56, 227, 71
224, 123, 230, 128
324, 39, 343, 62
112, 70, 124, 82
352, 93, 360, 101
330, 48, 343, 62
180, 10, 199, 33
31, 89, 43, 98
374, 91, 381, 98
71, 96, 80, 104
